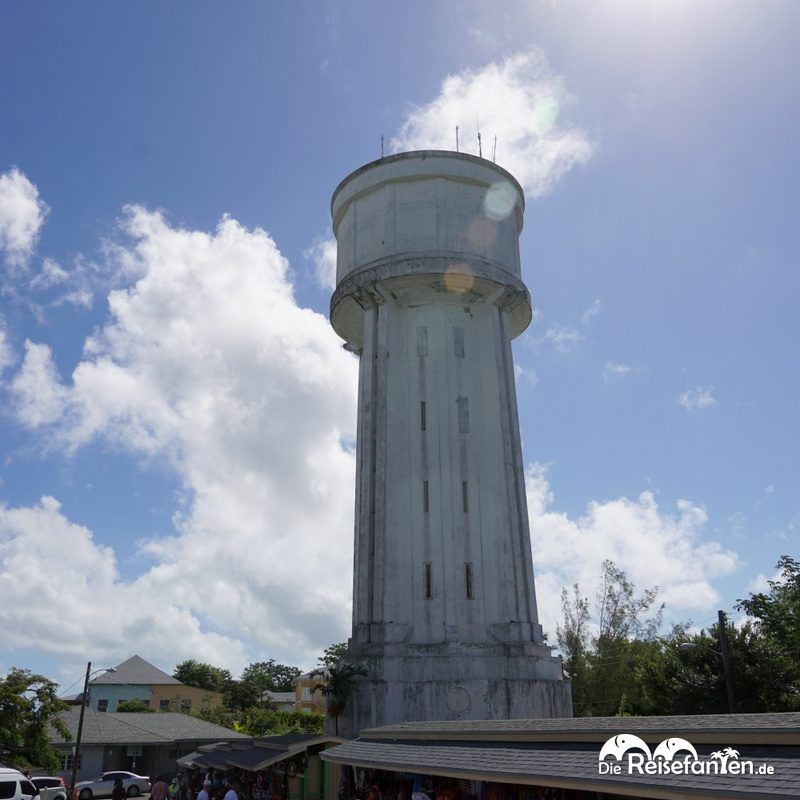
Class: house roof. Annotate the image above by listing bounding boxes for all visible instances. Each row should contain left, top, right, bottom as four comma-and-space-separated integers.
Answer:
358, 712, 800, 744
263, 691, 295, 704
90, 655, 181, 686
50, 707, 250, 747
321, 714, 800, 800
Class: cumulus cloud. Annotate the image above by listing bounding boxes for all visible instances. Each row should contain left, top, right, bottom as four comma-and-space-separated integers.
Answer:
304, 234, 337, 290
391, 51, 594, 197
0, 168, 49, 270
0, 496, 247, 670
528, 464, 740, 642
0, 322, 13, 374
679, 386, 717, 410
8, 206, 358, 670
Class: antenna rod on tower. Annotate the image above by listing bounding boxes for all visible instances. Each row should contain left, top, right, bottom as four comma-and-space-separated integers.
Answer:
476, 113, 482, 158
492, 135, 497, 163
455, 126, 459, 153
380, 135, 384, 158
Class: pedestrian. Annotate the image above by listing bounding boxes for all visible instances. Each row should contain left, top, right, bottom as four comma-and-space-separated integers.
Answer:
223, 779, 239, 800
168, 777, 181, 800
112, 779, 126, 800
197, 780, 212, 800
152, 777, 169, 800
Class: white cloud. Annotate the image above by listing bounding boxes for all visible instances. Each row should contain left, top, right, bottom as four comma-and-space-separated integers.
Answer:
0, 322, 13, 374
391, 51, 594, 197
304, 234, 337, 291
604, 362, 632, 379
764, 484, 775, 495
528, 463, 740, 643
0, 495, 247, 671
679, 386, 717, 410
542, 325, 583, 352
8, 206, 359, 670
0, 168, 49, 270
514, 363, 538, 388
581, 299, 601, 324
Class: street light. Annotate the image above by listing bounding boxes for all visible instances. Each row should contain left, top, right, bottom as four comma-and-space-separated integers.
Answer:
679, 610, 736, 714
69, 663, 116, 800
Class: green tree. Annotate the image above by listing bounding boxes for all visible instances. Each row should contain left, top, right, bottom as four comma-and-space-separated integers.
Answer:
735, 554, 800, 709
310, 662, 367, 735
172, 660, 232, 692
557, 583, 592, 715
556, 560, 664, 717
319, 643, 348, 668
638, 619, 796, 714
116, 699, 155, 713
239, 707, 324, 737
0, 668, 70, 770
241, 660, 301, 694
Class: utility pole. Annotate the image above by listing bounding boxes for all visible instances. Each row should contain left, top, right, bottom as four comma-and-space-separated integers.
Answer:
717, 610, 736, 713
70, 661, 91, 800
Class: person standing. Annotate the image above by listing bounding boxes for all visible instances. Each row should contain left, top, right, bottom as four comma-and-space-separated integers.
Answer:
152, 777, 169, 800
223, 779, 239, 800
112, 780, 126, 800
197, 780, 212, 800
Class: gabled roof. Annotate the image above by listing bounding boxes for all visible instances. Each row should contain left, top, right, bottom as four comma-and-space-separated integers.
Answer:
91, 655, 181, 686
50, 707, 250, 746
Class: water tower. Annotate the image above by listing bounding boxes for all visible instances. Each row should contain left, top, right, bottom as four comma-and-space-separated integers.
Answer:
329, 151, 572, 735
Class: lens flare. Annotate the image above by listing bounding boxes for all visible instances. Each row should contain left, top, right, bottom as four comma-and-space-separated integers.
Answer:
483, 181, 517, 221
443, 264, 475, 295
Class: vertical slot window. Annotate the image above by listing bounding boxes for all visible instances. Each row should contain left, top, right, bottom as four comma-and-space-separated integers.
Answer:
425, 562, 433, 599
420, 401, 426, 431
465, 563, 474, 599
457, 396, 470, 434
423, 480, 429, 512
453, 326, 465, 357
417, 326, 428, 357
462, 480, 469, 513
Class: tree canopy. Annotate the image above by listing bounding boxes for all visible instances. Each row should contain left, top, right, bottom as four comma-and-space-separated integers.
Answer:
0, 668, 69, 770
173, 660, 232, 692
556, 555, 800, 716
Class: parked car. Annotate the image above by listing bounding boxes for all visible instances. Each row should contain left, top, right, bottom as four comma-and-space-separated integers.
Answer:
30, 778, 67, 800
75, 772, 150, 800
0, 768, 38, 800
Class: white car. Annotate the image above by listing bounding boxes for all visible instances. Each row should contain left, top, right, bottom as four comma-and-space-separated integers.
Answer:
75, 772, 150, 800
30, 777, 67, 800
0, 768, 37, 800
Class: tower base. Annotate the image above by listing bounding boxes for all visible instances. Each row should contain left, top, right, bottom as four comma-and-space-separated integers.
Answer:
333, 640, 573, 738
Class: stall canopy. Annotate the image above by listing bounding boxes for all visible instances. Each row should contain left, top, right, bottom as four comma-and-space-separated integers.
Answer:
178, 735, 342, 773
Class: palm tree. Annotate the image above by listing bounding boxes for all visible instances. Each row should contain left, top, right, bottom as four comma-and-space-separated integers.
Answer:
309, 662, 367, 736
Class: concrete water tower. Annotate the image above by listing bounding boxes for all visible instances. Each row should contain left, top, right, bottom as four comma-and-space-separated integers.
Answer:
329, 151, 572, 735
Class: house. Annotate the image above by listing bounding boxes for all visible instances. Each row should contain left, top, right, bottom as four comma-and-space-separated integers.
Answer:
259, 672, 326, 715
86, 656, 223, 714
321, 712, 800, 799
50, 707, 249, 783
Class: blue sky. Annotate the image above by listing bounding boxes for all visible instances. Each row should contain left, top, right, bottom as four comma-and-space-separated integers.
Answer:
1, 0, 798, 688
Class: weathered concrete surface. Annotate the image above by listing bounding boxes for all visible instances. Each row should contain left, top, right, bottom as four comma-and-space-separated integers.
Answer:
329, 151, 572, 737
